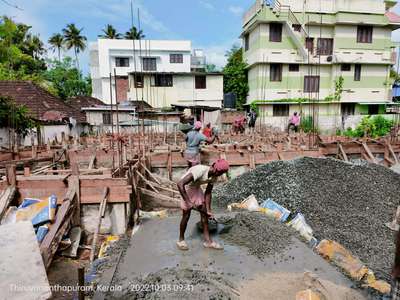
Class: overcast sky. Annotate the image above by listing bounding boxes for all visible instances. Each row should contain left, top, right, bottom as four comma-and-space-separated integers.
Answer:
2, 0, 400, 75
1, 0, 254, 74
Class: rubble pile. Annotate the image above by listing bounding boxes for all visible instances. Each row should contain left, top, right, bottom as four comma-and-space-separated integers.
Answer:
214, 157, 400, 274
219, 212, 296, 260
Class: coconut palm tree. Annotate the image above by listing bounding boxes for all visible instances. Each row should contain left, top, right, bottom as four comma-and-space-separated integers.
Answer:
26, 34, 46, 59
124, 26, 145, 40
48, 33, 65, 61
62, 23, 87, 69
99, 24, 122, 39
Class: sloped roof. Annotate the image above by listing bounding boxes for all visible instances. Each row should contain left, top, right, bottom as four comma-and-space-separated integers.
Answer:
67, 96, 106, 123
0, 81, 75, 123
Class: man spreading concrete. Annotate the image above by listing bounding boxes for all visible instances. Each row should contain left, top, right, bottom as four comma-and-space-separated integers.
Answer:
176, 159, 230, 251
184, 121, 216, 167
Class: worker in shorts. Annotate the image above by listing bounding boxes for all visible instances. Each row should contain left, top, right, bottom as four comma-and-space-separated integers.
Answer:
392, 228, 400, 299
176, 159, 230, 251
184, 121, 216, 167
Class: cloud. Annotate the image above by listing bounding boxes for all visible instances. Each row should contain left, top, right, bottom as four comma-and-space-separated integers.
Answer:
199, 0, 215, 11
198, 39, 242, 69
229, 5, 244, 17
78, 0, 174, 37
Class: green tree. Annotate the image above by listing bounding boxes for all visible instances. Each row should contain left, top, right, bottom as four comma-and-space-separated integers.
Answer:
124, 26, 145, 39
44, 57, 92, 100
0, 16, 46, 78
205, 63, 217, 72
0, 96, 36, 136
223, 45, 249, 109
99, 24, 122, 39
48, 33, 65, 61
62, 23, 87, 69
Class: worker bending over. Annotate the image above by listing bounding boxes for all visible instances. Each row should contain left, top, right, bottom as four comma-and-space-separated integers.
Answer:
288, 112, 301, 133
184, 121, 216, 167
177, 159, 230, 251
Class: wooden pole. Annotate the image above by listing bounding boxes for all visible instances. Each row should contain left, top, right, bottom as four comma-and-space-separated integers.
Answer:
90, 187, 109, 263
78, 267, 85, 300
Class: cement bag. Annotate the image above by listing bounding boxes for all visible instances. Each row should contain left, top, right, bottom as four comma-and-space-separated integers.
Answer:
259, 199, 290, 222
36, 225, 49, 242
316, 239, 368, 281
227, 194, 259, 212
363, 270, 391, 295
288, 213, 314, 242
16, 195, 57, 226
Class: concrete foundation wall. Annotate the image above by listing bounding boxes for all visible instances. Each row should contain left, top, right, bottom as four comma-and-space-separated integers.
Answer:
81, 203, 128, 235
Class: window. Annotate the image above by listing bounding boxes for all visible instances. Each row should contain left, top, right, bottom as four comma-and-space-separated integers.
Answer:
317, 38, 333, 55
270, 64, 282, 82
142, 57, 156, 71
134, 74, 143, 88
289, 64, 300, 72
102, 112, 112, 125
170, 54, 183, 64
115, 57, 129, 67
354, 65, 362, 81
269, 23, 282, 42
341, 64, 351, 71
195, 75, 207, 89
368, 105, 379, 115
292, 24, 301, 32
341, 103, 355, 116
273, 104, 289, 117
244, 34, 250, 51
357, 26, 373, 43
304, 76, 320, 93
305, 37, 314, 54
152, 74, 173, 87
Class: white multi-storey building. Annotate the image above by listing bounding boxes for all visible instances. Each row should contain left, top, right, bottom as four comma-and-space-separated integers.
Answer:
90, 39, 223, 108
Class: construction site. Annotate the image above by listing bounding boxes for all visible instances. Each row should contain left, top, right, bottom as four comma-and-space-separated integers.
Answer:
2, 0, 400, 299
1, 117, 400, 299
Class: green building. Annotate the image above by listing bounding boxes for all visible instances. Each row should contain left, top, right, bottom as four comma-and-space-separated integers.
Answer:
242, 0, 400, 132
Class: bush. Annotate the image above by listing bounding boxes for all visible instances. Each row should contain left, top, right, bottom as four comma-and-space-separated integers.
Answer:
300, 116, 318, 133
343, 116, 394, 138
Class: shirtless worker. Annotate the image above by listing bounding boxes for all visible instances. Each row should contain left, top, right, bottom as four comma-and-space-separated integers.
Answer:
184, 121, 216, 167
176, 159, 230, 251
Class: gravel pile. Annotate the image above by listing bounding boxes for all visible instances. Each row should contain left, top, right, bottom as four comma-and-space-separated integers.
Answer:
219, 212, 296, 260
214, 157, 400, 274
107, 268, 238, 300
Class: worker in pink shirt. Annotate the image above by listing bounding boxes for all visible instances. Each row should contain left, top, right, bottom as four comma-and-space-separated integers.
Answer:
288, 112, 301, 133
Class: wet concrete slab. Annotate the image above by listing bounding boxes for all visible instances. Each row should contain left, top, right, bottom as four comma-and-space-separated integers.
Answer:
113, 214, 359, 290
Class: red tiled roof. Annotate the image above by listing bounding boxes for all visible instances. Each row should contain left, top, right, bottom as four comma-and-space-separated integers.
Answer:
386, 11, 400, 23
67, 96, 106, 123
0, 81, 75, 122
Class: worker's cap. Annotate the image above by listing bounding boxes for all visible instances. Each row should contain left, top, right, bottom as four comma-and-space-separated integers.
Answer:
194, 121, 202, 130
212, 159, 230, 173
